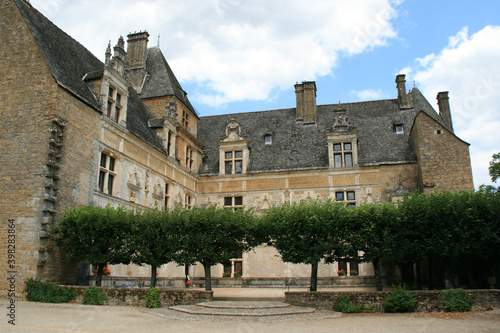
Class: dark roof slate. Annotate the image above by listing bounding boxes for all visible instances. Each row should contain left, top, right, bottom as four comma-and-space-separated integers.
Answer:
140, 48, 197, 115
197, 90, 453, 175
15, 0, 165, 153
14, 0, 103, 110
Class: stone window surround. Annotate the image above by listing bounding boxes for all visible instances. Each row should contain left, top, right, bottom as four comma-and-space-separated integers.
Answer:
185, 192, 193, 209
98, 150, 117, 195
335, 190, 356, 207
219, 141, 249, 175
224, 195, 243, 209
100, 70, 129, 127
327, 132, 358, 169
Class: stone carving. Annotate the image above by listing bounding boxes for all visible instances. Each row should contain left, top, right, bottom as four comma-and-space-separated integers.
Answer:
129, 191, 136, 203
145, 171, 150, 193
332, 111, 353, 132
222, 116, 244, 142
127, 167, 141, 191
152, 179, 163, 200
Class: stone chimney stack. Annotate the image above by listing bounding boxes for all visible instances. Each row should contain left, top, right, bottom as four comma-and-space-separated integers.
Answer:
295, 81, 317, 124
126, 31, 149, 93
396, 74, 411, 108
437, 91, 454, 132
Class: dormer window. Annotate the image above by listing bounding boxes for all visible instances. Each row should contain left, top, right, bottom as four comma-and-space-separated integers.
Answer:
395, 124, 404, 134
334, 142, 353, 168
264, 134, 272, 145
225, 151, 243, 174
327, 131, 358, 169
107, 86, 123, 123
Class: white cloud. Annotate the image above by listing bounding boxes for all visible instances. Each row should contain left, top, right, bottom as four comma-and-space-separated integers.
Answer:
403, 25, 500, 187
32, 0, 401, 107
350, 89, 390, 101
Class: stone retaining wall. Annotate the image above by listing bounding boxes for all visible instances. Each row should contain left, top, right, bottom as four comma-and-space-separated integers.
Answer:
285, 289, 500, 312
92, 276, 375, 288
62, 286, 212, 307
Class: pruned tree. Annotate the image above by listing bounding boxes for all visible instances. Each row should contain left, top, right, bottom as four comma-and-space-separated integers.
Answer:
174, 205, 256, 291
263, 199, 347, 292
53, 205, 134, 286
346, 202, 400, 291
131, 208, 180, 288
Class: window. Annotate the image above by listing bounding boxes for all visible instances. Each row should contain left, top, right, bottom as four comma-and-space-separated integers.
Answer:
182, 111, 189, 129
395, 124, 404, 134
164, 183, 170, 208
224, 196, 243, 210
338, 260, 359, 276
98, 152, 116, 195
335, 190, 356, 207
333, 142, 353, 168
223, 251, 243, 277
264, 134, 272, 145
185, 145, 194, 170
185, 193, 192, 209
106, 86, 122, 123
224, 151, 243, 174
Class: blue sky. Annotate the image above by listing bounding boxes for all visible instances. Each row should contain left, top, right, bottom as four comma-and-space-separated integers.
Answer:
31, 0, 500, 187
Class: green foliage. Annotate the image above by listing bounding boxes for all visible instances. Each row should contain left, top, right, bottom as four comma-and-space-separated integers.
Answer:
174, 205, 257, 291
145, 288, 161, 308
263, 199, 349, 291
131, 208, 181, 287
53, 205, 134, 286
24, 279, 76, 303
334, 295, 369, 313
83, 287, 107, 305
439, 289, 473, 312
489, 153, 500, 183
383, 285, 417, 313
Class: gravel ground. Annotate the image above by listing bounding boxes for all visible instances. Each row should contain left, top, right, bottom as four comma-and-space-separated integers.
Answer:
1, 300, 499, 333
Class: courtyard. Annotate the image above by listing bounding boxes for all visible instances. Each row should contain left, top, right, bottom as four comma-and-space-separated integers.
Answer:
2, 288, 498, 333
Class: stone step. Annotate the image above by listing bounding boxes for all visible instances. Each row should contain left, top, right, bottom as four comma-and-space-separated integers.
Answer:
169, 301, 316, 317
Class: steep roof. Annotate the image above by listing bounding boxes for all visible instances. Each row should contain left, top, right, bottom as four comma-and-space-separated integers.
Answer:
140, 47, 197, 116
197, 89, 456, 175
14, 0, 165, 153
14, 0, 102, 110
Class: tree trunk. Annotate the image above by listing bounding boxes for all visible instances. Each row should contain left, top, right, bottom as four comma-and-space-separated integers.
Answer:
150, 264, 157, 288
310, 260, 318, 292
416, 261, 422, 290
95, 263, 105, 287
428, 255, 434, 290
373, 258, 383, 291
203, 261, 212, 291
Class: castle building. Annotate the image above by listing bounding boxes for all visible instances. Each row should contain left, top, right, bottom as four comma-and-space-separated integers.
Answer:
1, 0, 473, 290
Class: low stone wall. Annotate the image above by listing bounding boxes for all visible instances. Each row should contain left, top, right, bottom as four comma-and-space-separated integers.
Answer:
91, 276, 375, 288
62, 286, 212, 307
285, 289, 500, 312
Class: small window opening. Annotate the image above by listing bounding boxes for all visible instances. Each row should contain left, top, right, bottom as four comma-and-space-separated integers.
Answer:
395, 125, 404, 134
264, 134, 272, 145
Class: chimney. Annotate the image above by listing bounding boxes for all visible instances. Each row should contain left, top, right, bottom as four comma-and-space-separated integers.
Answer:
126, 31, 149, 93
437, 91, 454, 132
295, 81, 317, 124
396, 74, 410, 108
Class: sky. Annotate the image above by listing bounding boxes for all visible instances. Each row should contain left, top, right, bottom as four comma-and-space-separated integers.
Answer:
30, 0, 500, 188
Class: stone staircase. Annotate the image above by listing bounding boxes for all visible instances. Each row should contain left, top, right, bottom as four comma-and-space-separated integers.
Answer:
170, 301, 316, 316
143, 301, 341, 322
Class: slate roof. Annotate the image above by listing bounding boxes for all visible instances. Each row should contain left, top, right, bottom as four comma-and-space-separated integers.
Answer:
140, 47, 197, 116
14, 0, 165, 153
197, 88, 455, 175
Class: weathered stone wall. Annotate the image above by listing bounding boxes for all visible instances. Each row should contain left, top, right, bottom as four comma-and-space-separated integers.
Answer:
62, 286, 212, 307
285, 290, 500, 312
0, 0, 102, 293
411, 112, 474, 192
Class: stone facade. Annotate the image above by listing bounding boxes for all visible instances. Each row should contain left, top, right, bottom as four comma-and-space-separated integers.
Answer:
1, 0, 474, 293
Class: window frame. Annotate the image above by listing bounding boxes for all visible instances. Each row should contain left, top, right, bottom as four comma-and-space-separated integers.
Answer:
224, 196, 244, 210
335, 190, 356, 207
106, 86, 123, 123
98, 152, 117, 195
224, 150, 243, 175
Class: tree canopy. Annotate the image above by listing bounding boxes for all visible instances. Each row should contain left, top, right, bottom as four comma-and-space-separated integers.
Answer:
489, 152, 500, 183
